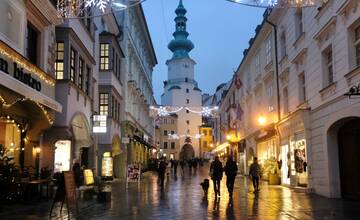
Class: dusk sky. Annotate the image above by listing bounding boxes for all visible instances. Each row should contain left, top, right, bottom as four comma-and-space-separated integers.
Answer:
142, 0, 265, 103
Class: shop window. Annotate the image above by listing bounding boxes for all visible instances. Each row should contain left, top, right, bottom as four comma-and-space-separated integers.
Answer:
54, 140, 71, 173
78, 58, 84, 89
99, 93, 109, 115
164, 142, 168, 149
70, 48, 76, 83
171, 142, 175, 149
55, 42, 64, 79
100, 43, 109, 70
322, 46, 334, 87
26, 23, 39, 65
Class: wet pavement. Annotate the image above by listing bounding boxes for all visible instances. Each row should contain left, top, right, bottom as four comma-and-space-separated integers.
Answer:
1, 165, 360, 219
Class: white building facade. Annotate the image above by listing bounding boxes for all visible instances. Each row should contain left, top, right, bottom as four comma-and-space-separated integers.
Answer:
161, 0, 202, 159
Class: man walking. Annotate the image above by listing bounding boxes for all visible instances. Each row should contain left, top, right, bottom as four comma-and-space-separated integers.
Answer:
210, 156, 223, 197
249, 157, 261, 192
158, 158, 167, 187
224, 156, 238, 198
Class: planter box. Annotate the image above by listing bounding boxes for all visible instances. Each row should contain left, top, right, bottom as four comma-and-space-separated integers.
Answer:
268, 174, 281, 185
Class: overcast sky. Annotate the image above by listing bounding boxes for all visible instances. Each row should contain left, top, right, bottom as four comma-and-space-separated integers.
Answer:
142, 0, 265, 103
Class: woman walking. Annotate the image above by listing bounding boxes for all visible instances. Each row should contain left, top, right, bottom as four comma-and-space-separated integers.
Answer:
210, 156, 223, 197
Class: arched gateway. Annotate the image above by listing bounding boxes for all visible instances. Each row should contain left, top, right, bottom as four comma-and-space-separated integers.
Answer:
179, 144, 195, 160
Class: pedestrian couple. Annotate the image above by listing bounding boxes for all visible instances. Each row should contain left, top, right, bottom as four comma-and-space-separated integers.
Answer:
210, 156, 238, 198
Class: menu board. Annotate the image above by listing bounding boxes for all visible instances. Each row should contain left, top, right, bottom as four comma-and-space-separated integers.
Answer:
127, 164, 141, 182
84, 169, 94, 185
63, 171, 76, 204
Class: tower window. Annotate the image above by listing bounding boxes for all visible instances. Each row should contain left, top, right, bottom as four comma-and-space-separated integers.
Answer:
185, 77, 188, 82
186, 99, 190, 104
186, 88, 189, 93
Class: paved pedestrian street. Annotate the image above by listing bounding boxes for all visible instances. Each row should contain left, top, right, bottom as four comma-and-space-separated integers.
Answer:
1, 166, 360, 220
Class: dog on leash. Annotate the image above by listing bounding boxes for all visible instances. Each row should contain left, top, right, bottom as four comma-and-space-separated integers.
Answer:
200, 179, 210, 196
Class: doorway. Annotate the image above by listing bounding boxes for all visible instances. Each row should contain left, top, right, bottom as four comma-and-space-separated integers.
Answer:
338, 118, 360, 200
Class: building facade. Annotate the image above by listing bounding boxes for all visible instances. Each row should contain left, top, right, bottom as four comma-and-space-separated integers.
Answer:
214, 0, 360, 199
161, 0, 202, 159
0, 0, 62, 175
271, 0, 360, 199
115, 4, 157, 171
158, 114, 180, 159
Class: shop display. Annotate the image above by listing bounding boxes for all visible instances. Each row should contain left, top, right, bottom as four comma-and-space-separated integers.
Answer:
101, 152, 113, 178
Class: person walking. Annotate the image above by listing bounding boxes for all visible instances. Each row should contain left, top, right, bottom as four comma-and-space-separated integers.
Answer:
72, 159, 81, 187
210, 156, 223, 197
224, 156, 238, 198
173, 160, 178, 176
158, 158, 167, 187
187, 159, 192, 175
249, 157, 261, 192
180, 160, 185, 176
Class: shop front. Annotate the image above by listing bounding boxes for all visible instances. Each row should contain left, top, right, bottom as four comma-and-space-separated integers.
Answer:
277, 109, 310, 188
0, 40, 62, 175
255, 125, 279, 184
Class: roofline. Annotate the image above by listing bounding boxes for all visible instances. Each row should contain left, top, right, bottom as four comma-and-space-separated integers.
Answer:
138, 4, 158, 65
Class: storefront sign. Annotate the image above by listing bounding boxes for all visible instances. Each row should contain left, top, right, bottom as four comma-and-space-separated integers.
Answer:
64, 171, 77, 204
84, 169, 94, 185
127, 164, 141, 183
0, 57, 42, 91
93, 115, 107, 133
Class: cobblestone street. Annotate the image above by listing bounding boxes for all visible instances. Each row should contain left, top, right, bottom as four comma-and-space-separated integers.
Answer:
1, 165, 360, 219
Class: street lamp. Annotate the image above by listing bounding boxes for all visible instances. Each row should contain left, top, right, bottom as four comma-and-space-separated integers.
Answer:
258, 115, 267, 126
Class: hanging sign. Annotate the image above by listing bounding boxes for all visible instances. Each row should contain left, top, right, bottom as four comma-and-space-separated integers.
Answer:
93, 115, 107, 133
84, 169, 94, 185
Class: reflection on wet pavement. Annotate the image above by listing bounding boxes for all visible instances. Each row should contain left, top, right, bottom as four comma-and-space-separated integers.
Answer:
1, 164, 360, 219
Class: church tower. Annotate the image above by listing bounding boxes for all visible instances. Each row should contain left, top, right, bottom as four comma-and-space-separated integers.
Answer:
161, 0, 202, 158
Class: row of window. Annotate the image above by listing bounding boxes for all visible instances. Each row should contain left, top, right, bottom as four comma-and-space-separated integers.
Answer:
162, 142, 176, 149
55, 43, 91, 95
163, 130, 175, 136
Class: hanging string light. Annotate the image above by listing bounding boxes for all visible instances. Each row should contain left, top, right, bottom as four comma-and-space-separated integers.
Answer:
150, 106, 219, 118
55, 0, 148, 19
168, 133, 204, 140
225, 0, 322, 8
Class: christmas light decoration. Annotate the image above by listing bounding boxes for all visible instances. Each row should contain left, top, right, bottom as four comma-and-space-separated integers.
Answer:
150, 106, 219, 118
225, 0, 322, 8
168, 133, 204, 140
55, 0, 147, 18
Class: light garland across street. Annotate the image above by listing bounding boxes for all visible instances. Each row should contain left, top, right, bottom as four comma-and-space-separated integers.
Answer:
167, 133, 204, 140
150, 106, 219, 117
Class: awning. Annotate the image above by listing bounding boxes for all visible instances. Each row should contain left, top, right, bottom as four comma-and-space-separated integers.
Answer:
212, 142, 230, 153
0, 71, 62, 112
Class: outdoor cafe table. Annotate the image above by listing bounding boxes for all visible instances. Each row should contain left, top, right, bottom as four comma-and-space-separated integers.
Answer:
22, 179, 52, 201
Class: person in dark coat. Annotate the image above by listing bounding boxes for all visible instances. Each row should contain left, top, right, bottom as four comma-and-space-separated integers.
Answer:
158, 158, 167, 187
224, 156, 238, 198
210, 156, 223, 197
180, 160, 185, 176
249, 157, 261, 192
173, 160, 178, 176
72, 159, 81, 187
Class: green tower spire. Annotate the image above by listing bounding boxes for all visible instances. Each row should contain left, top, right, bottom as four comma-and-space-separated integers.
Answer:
168, 0, 194, 59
